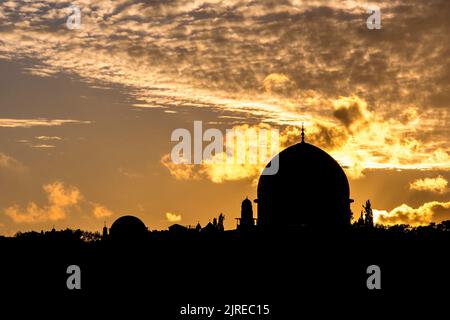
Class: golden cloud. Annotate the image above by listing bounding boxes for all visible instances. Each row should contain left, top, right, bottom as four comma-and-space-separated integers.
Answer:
327, 96, 450, 179
0, 153, 22, 169
92, 204, 113, 219
200, 156, 262, 184
162, 123, 279, 184
2, 0, 449, 183
374, 201, 450, 226
166, 212, 182, 223
162, 98, 450, 184
161, 154, 200, 181
44, 182, 80, 207
409, 176, 448, 194
5, 181, 113, 223
160, 116, 394, 184
262, 73, 294, 95
5, 182, 82, 223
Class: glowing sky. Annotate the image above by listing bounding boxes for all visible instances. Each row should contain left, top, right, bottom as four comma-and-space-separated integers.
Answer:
0, 0, 449, 234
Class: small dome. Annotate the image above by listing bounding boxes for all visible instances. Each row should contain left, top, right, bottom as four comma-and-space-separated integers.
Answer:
242, 197, 252, 206
110, 215, 148, 240
257, 142, 352, 229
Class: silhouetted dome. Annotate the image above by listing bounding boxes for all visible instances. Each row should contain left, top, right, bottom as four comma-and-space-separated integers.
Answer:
257, 141, 352, 229
110, 215, 148, 241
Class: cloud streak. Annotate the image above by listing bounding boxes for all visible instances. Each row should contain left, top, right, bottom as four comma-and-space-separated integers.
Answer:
0, 119, 90, 128
35, 136, 62, 141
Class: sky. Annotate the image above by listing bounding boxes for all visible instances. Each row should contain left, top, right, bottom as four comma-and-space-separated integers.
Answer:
0, 0, 449, 235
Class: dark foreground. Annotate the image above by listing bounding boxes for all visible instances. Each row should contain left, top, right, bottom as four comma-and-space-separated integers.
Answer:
1, 226, 449, 317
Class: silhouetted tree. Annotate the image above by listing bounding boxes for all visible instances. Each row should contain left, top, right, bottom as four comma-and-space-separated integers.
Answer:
363, 200, 374, 227
356, 211, 365, 226
81, 231, 101, 243
438, 220, 450, 232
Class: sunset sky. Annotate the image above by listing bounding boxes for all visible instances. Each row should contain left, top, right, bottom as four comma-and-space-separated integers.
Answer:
0, 0, 449, 235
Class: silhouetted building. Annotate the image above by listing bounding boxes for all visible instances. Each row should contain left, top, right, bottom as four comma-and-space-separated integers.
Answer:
169, 224, 188, 233
202, 221, 216, 233
236, 197, 255, 231
256, 125, 353, 230
110, 215, 148, 241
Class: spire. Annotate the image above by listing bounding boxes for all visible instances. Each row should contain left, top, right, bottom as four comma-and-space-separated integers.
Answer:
301, 122, 305, 143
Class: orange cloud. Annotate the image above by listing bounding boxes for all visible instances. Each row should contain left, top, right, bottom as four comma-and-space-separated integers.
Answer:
5, 182, 81, 223
161, 154, 200, 181
92, 204, 113, 219
5, 182, 113, 223
0, 153, 22, 170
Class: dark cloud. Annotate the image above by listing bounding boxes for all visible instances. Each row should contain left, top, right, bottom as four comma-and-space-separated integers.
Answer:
309, 124, 349, 150
333, 102, 365, 128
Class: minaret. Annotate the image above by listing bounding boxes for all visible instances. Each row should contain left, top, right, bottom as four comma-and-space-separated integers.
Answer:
239, 196, 255, 231
301, 122, 305, 143
102, 222, 108, 239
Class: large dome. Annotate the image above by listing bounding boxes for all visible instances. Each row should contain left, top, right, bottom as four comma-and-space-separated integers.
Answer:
110, 215, 148, 240
256, 141, 352, 229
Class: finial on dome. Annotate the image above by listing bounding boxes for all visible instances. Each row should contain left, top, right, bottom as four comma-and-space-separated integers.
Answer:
301, 122, 305, 143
